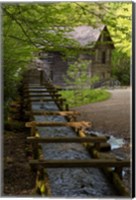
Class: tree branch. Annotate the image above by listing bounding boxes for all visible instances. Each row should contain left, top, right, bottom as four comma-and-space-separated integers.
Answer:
3, 7, 38, 48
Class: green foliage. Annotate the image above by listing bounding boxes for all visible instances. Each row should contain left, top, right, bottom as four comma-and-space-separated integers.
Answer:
59, 89, 111, 107
63, 58, 92, 105
2, 2, 131, 119
103, 2, 131, 56
103, 2, 131, 86
64, 58, 91, 87
63, 59, 103, 106
3, 2, 103, 112
111, 49, 130, 85
90, 75, 100, 86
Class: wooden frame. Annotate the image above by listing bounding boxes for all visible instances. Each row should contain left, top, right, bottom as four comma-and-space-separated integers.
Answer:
26, 121, 92, 129
27, 136, 107, 143
29, 159, 130, 168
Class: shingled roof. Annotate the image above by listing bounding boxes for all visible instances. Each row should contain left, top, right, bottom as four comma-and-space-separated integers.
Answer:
69, 25, 106, 47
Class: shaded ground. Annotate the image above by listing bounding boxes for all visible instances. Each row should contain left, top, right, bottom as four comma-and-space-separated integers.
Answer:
3, 128, 36, 196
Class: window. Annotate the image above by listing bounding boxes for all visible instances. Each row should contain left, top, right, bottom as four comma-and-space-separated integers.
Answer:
107, 49, 111, 62
102, 51, 106, 64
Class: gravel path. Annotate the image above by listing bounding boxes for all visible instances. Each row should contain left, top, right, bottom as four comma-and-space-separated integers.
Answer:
73, 87, 132, 161
73, 88, 131, 140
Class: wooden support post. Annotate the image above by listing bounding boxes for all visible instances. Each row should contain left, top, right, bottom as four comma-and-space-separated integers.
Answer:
72, 115, 77, 122
114, 166, 123, 179
94, 142, 100, 151
78, 129, 111, 152
99, 143, 111, 151
50, 91, 58, 98
32, 141, 39, 159
78, 129, 87, 146
112, 172, 130, 196
31, 126, 36, 136
59, 98, 64, 110
65, 104, 69, 111
23, 99, 31, 109
40, 70, 43, 85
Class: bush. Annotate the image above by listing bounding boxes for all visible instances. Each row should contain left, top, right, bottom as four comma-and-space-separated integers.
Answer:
111, 49, 130, 86
59, 88, 111, 107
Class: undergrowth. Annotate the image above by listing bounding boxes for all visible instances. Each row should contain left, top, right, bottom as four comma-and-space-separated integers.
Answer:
59, 88, 111, 107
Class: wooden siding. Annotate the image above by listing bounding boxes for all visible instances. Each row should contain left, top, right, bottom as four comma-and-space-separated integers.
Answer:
39, 26, 114, 87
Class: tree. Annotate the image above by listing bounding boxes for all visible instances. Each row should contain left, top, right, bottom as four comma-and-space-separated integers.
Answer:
2, 3, 107, 110
63, 59, 100, 105
2, 2, 131, 118
101, 2, 131, 85
111, 50, 130, 85
102, 2, 131, 55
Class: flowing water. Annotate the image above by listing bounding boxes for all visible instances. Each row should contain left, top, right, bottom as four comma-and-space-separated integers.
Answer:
29, 87, 119, 198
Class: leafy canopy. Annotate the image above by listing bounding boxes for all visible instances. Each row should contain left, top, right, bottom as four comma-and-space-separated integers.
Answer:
3, 2, 131, 110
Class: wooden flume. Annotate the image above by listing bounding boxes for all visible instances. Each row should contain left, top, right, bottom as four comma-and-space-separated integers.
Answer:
23, 69, 130, 197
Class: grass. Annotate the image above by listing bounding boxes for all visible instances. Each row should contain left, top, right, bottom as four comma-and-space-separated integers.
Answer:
59, 88, 111, 107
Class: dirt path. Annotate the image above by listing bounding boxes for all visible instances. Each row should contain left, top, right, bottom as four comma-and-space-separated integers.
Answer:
73, 87, 132, 160
73, 88, 131, 190
73, 88, 131, 139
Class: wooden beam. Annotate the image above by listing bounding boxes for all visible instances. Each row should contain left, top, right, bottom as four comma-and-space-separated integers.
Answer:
26, 110, 80, 116
78, 129, 111, 151
27, 136, 107, 143
28, 86, 45, 88
25, 121, 92, 129
27, 90, 58, 93
28, 89, 47, 91
28, 94, 61, 97
47, 88, 56, 91
25, 86, 60, 90
29, 159, 130, 168
29, 98, 66, 102
112, 172, 130, 196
